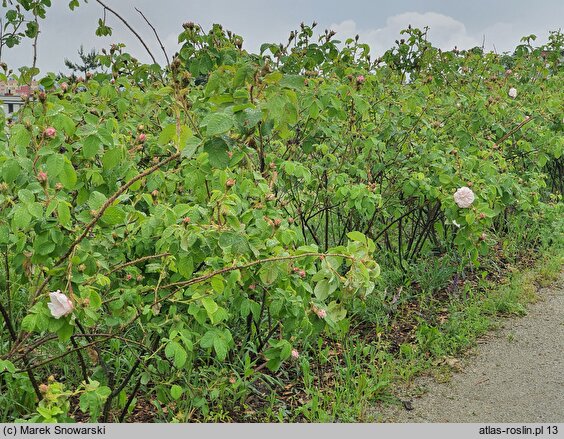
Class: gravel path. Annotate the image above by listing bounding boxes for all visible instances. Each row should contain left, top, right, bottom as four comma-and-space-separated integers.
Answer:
377, 273, 564, 423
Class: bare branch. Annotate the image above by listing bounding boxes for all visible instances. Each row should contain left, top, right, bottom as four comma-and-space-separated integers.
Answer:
94, 0, 157, 65
134, 7, 170, 67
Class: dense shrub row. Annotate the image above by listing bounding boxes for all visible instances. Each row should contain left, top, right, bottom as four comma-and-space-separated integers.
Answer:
0, 23, 562, 421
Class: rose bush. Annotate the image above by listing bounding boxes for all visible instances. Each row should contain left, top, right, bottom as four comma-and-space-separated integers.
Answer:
0, 21, 562, 421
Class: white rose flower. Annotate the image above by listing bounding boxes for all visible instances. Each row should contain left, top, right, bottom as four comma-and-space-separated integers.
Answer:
453, 187, 475, 208
47, 290, 74, 319
508, 87, 517, 99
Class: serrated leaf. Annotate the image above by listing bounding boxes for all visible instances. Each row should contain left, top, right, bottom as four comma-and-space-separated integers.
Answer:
83, 135, 102, 159
59, 160, 77, 189
57, 202, 71, 228
202, 113, 234, 137
203, 138, 230, 169
46, 154, 65, 177
101, 206, 125, 225
213, 337, 228, 361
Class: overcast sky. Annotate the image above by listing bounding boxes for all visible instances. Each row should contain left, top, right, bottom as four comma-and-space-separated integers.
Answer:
2, 0, 563, 73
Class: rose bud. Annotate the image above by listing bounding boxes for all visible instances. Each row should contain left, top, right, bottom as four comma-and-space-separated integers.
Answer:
125, 274, 132, 281
226, 178, 236, 188
60, 82, 68, 92
136, 274, 144, 282
288, 217, 295, 224
37, 171, 48, 183
138, 133, 147, 142
151, 190, 159, 197
44, 127, 57, 138
478, 212, 486, 220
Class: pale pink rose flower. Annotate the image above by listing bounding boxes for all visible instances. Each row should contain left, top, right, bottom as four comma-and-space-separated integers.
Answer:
356, 75, 365, 83
453, 187, 475, 208
291, 349, 300, 359
47, 290, 74, 319
508, 87, 517, 99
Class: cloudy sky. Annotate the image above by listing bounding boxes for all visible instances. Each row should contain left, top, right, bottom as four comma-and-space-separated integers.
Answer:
2, 0, 563, 73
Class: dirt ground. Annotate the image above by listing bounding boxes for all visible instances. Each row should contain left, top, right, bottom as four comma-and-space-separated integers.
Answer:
375, 272, 564, 423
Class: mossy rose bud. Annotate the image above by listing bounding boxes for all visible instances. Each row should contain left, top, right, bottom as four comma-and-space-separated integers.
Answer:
37, 171, 48, 183
44, 127, 57, 138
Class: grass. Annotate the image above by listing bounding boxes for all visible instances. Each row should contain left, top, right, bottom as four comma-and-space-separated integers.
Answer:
221, 244, 564, 423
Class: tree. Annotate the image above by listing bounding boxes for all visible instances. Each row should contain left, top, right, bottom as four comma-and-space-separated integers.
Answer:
63, 45, 101, 74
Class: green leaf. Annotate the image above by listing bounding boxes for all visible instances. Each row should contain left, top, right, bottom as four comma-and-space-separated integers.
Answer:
314, 279, 330, 300
347, 231, 366, 243
213, 337, 228, 361
203, 138, 229, 169
280, 74, 305, 90
259, 265, 279, 285
210, 276, 224, 294
57, 202, 71, 228
202, 113, 234, 137
201, 297, 219, 315
200, 331, 215, 349
46, 154, 65, 177
88, 192, 107, 210
102, 148, 123, 170
2, 159, 20, 183
0, 225, 10, 244
170, 385, 183, 400
182, 136, 201, 159
89, 290, 102, 310
83, 135, 102, 159
158, 124, 176, 145
59, 160, 77, 189
101, 206, 125, 225
12, 206, 32, 229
